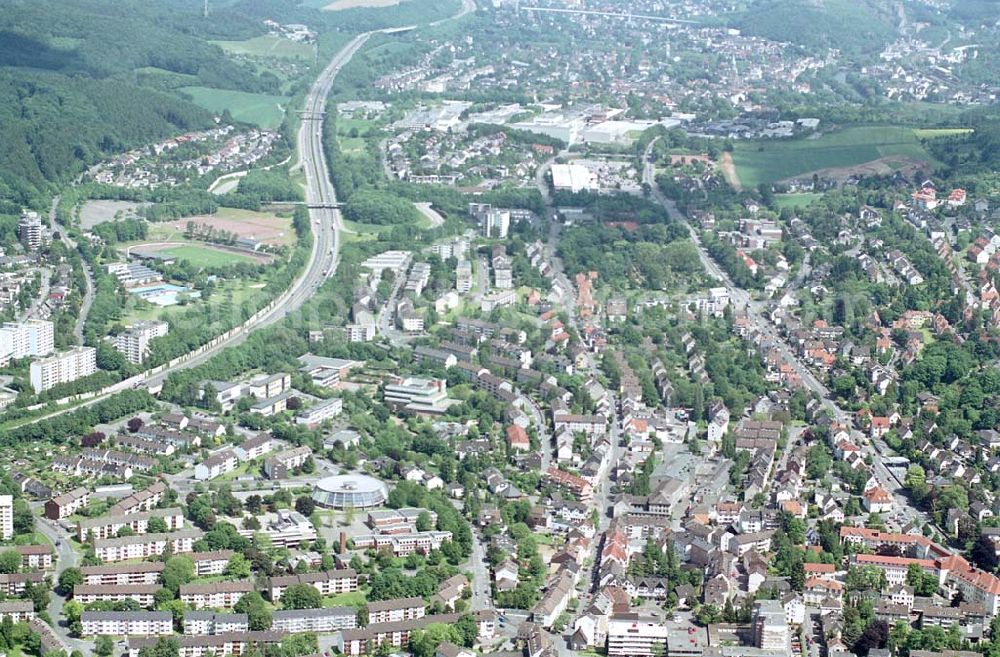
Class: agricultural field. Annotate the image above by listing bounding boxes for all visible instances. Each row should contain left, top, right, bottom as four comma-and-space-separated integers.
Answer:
732, 126, 942, 188
180, 87, 290, 129
214, 35, 315, 60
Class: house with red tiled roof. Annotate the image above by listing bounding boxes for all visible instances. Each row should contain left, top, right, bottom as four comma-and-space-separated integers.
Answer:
863, 486, 894, 513
506, 425, 530, 452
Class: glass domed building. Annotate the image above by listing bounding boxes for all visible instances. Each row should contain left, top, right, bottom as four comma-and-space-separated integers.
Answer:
312, 474, 389, 509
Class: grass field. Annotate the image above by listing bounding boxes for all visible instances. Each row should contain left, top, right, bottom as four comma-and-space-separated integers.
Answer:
180, 87, 289, 129
773, 193, 824, 209
324, 591, 367, 606
123, 278, 264, 325
158, 245, 257, 267
214, 35, 315, 60
732, 126, 940, 188
147, 207, 296, 246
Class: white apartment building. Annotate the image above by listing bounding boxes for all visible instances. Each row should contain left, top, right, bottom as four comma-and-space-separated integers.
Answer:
179, 580, 254, 609
0, 496, 12, 541
81, 611, 173, 636
269, 570, 358, 602
272, 607, 357, 633
18, 210, 44, 251
753, 600, 789, 651
456, 260, 473, 293
29, 346, 97, 393
295, 397, 343, 427
113, 320, 168, 364
0, 320, 54, 361
183, 612, 249, 635
606, 614, 669, 657
94, 529, 201, 563
194, 449, 238, 481
77, 507, 184, 542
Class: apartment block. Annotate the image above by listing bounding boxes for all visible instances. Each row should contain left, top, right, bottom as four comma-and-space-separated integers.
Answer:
180, 580, 254, 609
0, 320, 54, 361
94, 529, 201, 563
112, 320, 169, 364
183, 611, 249, 635
77, 507, 184, 541
81, 611, 173, 636
272, 606, 357, 633
29, 346, 97, 393
73, 584, 159, 607
81, 562, 165, 586
0, 495, 12, 541
268, 569, 358, 602
44, 487, 89, 520
366, 597, 427, 625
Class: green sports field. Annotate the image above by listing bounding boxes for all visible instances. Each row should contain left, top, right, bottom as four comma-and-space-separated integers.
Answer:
732, 126, 941, 188
214, 35, 315, 60
159, 245, 256, 268
180, 87, 289, 129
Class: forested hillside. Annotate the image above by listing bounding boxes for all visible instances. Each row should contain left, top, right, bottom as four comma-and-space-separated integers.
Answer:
733, 0, 897, 57
0, 0, 460, 205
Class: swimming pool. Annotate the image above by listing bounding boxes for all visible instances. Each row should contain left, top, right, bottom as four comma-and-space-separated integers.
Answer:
129, 283, 202, 306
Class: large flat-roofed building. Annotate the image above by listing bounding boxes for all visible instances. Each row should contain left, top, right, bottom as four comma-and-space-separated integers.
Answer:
607, 613, 669, 657
30, 346, 97, 393
384, 377, 449, 415
753, 600, 788, 651
551, 163, 597, 193
81, 611, 173, 636
113, 320, 168, 364
18, 210, 44, 251
361, 250, 412, 277
0, 319, 54, 361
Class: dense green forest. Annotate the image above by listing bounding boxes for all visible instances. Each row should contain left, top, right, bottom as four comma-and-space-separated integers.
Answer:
732, 0, 896, 57
0, 0, 461, 205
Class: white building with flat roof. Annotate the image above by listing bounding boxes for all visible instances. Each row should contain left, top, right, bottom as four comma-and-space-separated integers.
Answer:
384, 377, 449, 415
551, 164, 597, 193
113, 320, 168, 364
361, 251, 412, 277
0, 495, 12, 541
29, 346, 97, 393
0, 320, 54, 362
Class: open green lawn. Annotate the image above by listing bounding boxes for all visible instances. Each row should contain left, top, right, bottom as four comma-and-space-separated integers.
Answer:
214, 35, 315, 60
732, 126, 940, 188
324, 590, 367, 606
773, 192, 824, 209
180, 87, 289, 129
159, 245, 257, 268
123, 278, 265, 325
